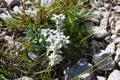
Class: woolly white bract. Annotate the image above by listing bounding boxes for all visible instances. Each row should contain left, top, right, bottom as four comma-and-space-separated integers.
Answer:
48, 53, 62, 66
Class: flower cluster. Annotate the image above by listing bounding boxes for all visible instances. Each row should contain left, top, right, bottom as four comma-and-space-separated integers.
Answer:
41, 14, 70, 66
48, 53, 62, 66
51, 14, 65, 31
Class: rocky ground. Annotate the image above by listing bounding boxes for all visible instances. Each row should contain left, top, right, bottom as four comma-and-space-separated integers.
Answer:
0, 0, 120, 80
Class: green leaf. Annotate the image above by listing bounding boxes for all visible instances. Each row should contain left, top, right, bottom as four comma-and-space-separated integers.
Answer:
0, 69, 11, 78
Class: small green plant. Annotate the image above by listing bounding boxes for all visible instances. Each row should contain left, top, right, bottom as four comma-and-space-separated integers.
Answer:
23, 25, 46, 52
0, 69, 12, 79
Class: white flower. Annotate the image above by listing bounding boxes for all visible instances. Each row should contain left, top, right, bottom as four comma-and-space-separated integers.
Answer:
41, 28, 50, 37
51, 14, 58, 21
47, 44, 62, 55
46, 34, 55, 43
51, 14, 65, 31
59, 14, 66, 20
48, 53, 62, 66
40, 13, 70, 66
51, 14, 65, 24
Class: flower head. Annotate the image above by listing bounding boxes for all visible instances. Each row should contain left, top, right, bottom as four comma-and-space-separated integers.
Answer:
51, 14, 65, 31
48, 53, 62, 66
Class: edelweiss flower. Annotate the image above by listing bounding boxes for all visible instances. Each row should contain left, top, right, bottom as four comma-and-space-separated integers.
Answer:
51, 14, 65, 21
41, 28, 50, 37
51, 14, 65, 24
48, 53, 62, 66
47, 43, 62, 55
41, 13, 70, 66
51, 14, 65, 31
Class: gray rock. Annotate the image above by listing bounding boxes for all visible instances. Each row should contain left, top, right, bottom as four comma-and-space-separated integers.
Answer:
0, 0, 3, 4
92, 11, 101, 19
118, 62, 120, 68
115, 22, 120, 32
89, 17, 100, 23
99, 42, 106, 49
105, 36, 113, 43
91, 40, 101, 48
92, 27, 108, 38
0, 8, 6, 13
91, 0, 101, 7
64, 58, 92, 80
112, 0, 118, 5
14, 76, 34, 80
105, 42, 115, 53
13, 6, 22, 14
118, 0, 120, 4
84, 21, 94, 28
112, 6, 120, 12
100, 18, 108, 29
91, 74, 97, 80
98, 7, 107, 14
104, 3, 111, 9
80, 73, 92, 80
113, 37, 120, 44
92, 49, 115, 71
0, 11, 12, 22
111, 34, 117, 39
108, 70, 120, 80
96, 76, 106, 80
109, 15, 115, 24
91, 46, 97, 53
10, 0, 19, 7
114, 47, 120, 62
116, 43, 120, 48
24, 1, 32, 7
5, 0, 19, 9
103, 12, 110, 18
